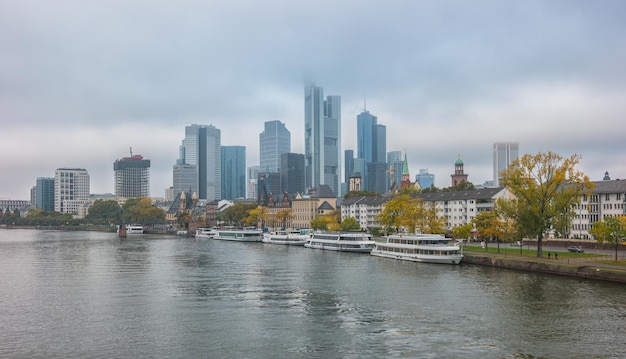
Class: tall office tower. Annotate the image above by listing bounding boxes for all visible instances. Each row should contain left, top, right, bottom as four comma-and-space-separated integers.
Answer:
304, 83, 341, 196
367, 162, 388, 194
344, 149, 354, 183
259, 120, 291, 174
178, 124, 221, 201
493, 142, 519, 187
387, 150, 403, 190
416, 169, 435, 189
113, 153, 150, 198
35, 177, 55, 211
357, 110, 386, 192
247, 165, 260, 199
221, 146, 246, 200
54, 168, 90, 214
173, 164, 198, 198
280, 153, 305, 195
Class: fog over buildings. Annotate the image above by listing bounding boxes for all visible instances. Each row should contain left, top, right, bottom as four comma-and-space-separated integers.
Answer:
1, 1, 625, 199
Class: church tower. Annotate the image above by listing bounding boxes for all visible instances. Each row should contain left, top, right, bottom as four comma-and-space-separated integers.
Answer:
401, 153, 411, 188
450, 155, 468, 186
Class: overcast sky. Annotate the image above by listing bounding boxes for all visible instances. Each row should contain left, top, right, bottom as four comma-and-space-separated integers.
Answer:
1, 0, 625, 200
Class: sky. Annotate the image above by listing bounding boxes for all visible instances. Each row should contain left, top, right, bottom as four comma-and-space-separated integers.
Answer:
1, 0, 625, 200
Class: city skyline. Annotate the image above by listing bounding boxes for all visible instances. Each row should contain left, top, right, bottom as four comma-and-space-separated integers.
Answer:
1, 1, 625, 199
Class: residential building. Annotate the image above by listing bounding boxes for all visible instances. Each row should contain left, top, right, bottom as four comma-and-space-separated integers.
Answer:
259, 120, 291, 173
340, 196, 388, 230
572, 177, 626, 240
291, 185, 337, 229
114, 154, 150, 198
221, 146, 246, 200
54, 168, 90, 215
35, 177, 55, 211
280, 153, 305, 195
178, 124, 221, 201
493, 142, 519, 187
304, 83, 341, 196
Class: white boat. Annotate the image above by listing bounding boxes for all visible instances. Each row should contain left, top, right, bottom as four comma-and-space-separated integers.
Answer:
262, 229, 310, 246
371, 234, 463, 264
195, 227, 217, 239
118, 224, 144, 234
304, 232, 376, 253
214, 229, 263, 242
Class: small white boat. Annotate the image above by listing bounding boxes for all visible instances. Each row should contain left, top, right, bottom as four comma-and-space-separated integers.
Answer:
214, 229, 263, 242
371, 234, 463, 264
195, 227, 217, 239
262, 229, 310, 246
305, 232, 376, 253
118, 224, 144, 234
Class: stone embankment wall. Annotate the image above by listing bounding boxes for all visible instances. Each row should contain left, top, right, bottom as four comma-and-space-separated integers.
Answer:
463, 254, 626, 284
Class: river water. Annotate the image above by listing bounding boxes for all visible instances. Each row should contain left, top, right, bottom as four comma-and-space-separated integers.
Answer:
0, 229, 624, 358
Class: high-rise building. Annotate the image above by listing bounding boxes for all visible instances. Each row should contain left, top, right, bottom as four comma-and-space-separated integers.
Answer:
304, 83, 341, 196
367, 162, 388, 194
344, 149, 354, 183
259, 120, 291, 173
416, 169, 435, 189
357, 110, 386, 192
280, 153, 305, 195
114, 153, 150, 198
493, 142, 519, 187
35, 177, 55, 211
173, 164, 198, 199
247, 166, 260, 200
221, 146, 246, 200
178, 124, 221, 201
54, 168, 90, 214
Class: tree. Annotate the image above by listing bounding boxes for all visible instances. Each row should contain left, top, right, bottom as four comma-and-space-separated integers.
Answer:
501, 152, 593, 257
244, 206, 269, 228
274, 209, 293, 229
344, 190, 381, 199
222, 203, 256, 226
452, 223, 473, 240
375, 194, 410, 234
85, 200, 122, 224
122, 197, 165, 225
420, 202, 446, 234
340, 217, 361, 232
590, 216, 626, 261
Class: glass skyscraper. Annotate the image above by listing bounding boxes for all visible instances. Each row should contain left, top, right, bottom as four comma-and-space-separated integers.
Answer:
35, 177, 55, 211
221, 146, 246, 200
178, 124, 221, 201
357, 110, 386, 192
259, 120, 290, 174
493, 142, 519, 187
304, 83, 341, 196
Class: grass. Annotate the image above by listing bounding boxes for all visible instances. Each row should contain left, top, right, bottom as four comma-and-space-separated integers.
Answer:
463, 244, 599, 259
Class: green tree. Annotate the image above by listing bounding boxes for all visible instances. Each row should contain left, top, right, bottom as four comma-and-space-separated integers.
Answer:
122, 197, 165, 225
221, 203, 256, 226
340, 217, 361, 232
501, 152, 593, 257
375, 194, 409, 234
590, 216, 626, 261
244, 206, 269, 228
274, 209, 293, 229
344, 190, 381, 199
420, 202, 446, 234
310, 216, 328, 231
452, 223, 473, 240
85, 200, 122, 224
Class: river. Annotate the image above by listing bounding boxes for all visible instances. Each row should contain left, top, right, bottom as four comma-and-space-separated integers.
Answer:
0, 229, 624, 358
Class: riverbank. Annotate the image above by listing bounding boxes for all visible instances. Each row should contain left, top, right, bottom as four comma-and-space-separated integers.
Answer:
463, 252, 626, 284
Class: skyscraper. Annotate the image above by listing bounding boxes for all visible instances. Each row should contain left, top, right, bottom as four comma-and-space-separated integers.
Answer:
416, 169, 435, 189
114, 153, 150, 198
304, 83, 341, 196
35, 177, 55, 211
344, 149, 354, 183
493, 142, 519, 187
173, 164, 198, 198
280, 153, 305, 195
247, 165, 260, 200
54, 168, 90, 214
357, 110, 386, 192
259, 120, 291, 173
221, 146, 246, 200
178, 124, 221, 201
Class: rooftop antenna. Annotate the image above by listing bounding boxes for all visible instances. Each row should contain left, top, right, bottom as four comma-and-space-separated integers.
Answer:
130, 147, 133, 157
364, 96, 367, 112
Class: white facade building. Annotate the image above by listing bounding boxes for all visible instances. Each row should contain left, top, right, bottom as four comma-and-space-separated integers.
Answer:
571, 178, 626, 239
493, 142, 519, 187
54, 168, 90, 215
340, 196, 387, 230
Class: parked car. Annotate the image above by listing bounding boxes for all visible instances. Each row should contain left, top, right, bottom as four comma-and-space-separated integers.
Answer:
511, 241, 522, 247
567, 246, 584, 253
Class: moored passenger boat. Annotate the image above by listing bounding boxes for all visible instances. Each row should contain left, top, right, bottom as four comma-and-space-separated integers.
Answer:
371, 234, 463, 264
118, 224, 145, 234
262, 229, 310, 246
195, 227, 217, 239
304, 232, 376, 253
214, 229, 263, 242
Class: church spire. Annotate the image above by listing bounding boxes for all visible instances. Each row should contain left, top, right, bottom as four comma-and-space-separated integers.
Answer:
401, 152, 411, 188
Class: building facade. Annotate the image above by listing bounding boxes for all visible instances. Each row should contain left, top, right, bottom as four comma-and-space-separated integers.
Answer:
178, 124, 221, 201
571, 178, 626, 239
35, 177, 55, 211
356, 110, 386, 192
304, 84, 341, 196
173, 164, 198, 199
280, 153, 305, 195
221, 146, 246, 200
340, 196, 388, 230
54, 168, 90, 215
416, 169, 435, 190
246, 166, 260, 200
493, 142, 519, 187
451, 156, 468, 187
259, 120, 291, 174
114, 154, 150, 198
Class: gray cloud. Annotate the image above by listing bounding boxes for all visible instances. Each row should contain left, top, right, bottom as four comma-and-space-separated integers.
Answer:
1, 0, 625, 198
